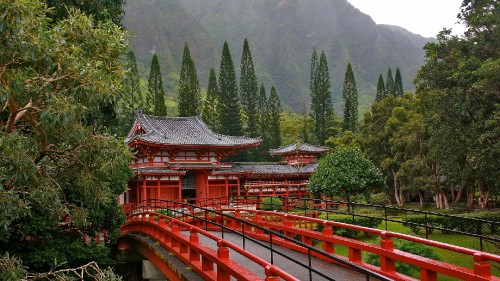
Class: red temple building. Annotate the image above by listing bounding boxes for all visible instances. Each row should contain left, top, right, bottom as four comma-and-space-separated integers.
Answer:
120, 113, 329, 204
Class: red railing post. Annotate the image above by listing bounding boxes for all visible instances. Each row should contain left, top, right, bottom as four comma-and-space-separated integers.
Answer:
189, 231, 200, 262
322, 223, 335, 254
348, 247, 362, 263
217, 243, 231, 281
380, 232, 396, 272
264, 265, 280, 281
420, 268, 438, 281
473, 253, 491, 278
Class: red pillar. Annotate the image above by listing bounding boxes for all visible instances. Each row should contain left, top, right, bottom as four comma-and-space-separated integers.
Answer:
157, 176, 161, 199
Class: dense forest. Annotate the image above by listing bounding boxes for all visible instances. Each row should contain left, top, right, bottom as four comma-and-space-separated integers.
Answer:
1, 0, 498, 279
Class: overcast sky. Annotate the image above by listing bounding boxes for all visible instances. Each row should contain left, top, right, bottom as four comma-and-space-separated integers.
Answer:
347, 0, 467, 37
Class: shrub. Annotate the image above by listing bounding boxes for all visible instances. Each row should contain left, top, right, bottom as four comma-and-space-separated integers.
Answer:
317, 213, 382, 238
261, 197, 283, 211
368, 192, 389, 205
364, 239, 440, 277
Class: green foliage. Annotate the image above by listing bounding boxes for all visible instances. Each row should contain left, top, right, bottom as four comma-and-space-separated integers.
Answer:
342, 63, 358, 132
202, 67, 220, 131
261, 197, 283, 211
385, 67, 395, 96
268, 86, 282, 148
324, 131, 360, 150
317, 213, 382, 238
147, 54, 167, 116
402, 212, 500, 235
309, 147, 384, 203
310, 49, 334, 144
368, 192, 389, 205
394, 67, 404, 97
178, 43, 201, 116
217, 41, 242, 135
240, 38, 259, 137
0, 0, 132, 272
364, 239, 440, 277
375, 73, 386, 102
46, 0, 125, 24
119, 49, 143, 134
0, 253, 27, 281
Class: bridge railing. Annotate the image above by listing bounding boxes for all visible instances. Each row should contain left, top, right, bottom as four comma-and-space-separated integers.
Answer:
228, 208, 500, 281
190, 196, 500, 252
122, 199, 391, 281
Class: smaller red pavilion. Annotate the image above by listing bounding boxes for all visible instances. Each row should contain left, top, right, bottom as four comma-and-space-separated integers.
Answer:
120, 113, 329, 204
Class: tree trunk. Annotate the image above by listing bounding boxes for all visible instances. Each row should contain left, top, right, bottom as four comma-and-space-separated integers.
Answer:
450, 183, 456, 202
441, 191, 449, 209
418, 192, 424, 207
392, 171, 403, 207
455, 186, 463, 203
466, 185, 475, 207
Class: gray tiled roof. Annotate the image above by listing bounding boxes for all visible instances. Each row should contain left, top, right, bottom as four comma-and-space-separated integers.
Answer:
126, 113, 261, 147
269, 142, 329, 155
133, 167, 186, 175
212, 162, 318, 175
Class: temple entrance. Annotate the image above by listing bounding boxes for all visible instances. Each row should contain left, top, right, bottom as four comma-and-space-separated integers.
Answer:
181, 171, 196, 201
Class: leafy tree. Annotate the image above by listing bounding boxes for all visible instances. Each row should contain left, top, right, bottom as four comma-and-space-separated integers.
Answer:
375, 73, 386, 102
414, 0, 499, 208
310, 50, 333, 144
394, 67, 404, 97
217, 41, 242, 135
147, 54, 167, 116
202, 67, 220, 131
240, 38, 259, 137
308, 147, 383, 205
45, 0, 125, 24
178, 43, 201, 116
342, 63, 358, 132
386, 67, 395, 96
268, 86, 282, 148
0, 0, 132, 273
325, 131, 360, 149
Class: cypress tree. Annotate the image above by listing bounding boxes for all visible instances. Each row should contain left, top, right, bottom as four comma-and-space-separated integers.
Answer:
124, 50, 142, 112
148, 53, 167, 116
386, 67, 395, 96
268, 86, 282, 148
178, 43, 201, 116
252, 83, 272, 161
217, 41, 242, 135
240, 38, 259, 137
375, 73, 386, 102
394, 67, 404, 97
202, 67, 219, 131
342, 63, 358, 132
310, 50, 333, 144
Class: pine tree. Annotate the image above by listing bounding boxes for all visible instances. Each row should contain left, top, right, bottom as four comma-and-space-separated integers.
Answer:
342, 63, 358, 132
375, 73, 386, 102
394, 67, 404, 97
148, 53, 167, 116
386, 67, 395, 96
240, 38, 259, 137
120, 49, 142, 133
252, 83, 272, 161
202, 67, 219, 131
217, 41, 242, 135
310, 50, 333, 144
268, 86, 282, 148
178, 43, 201, 116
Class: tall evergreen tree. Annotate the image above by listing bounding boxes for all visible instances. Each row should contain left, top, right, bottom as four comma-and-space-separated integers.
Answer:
375, 73, 386, 102
252, 83, 272, 161
268, 86, 282, 148
147, 54, 167, 116
386, 67, 395, 96
121, 49, 142, 132
240, 38, 259, 137
342, 63, 358, 132
178, 43, 201, 116
309, 48, 319, 103
217, 41, 242, 135
202, 67, 220, 131
310, 50, 333, 144
394, 67, 404, 97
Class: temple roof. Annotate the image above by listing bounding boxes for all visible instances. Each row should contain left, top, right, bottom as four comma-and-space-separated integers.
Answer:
133, 167, 186, 176
126, 113, 260, 148
269, 142, 329, 156
211, 162, 318, 176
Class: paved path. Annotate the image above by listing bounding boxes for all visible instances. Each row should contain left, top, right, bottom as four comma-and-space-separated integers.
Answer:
187, 231, 384, 281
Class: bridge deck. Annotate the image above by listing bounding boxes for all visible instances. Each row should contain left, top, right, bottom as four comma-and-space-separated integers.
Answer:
190, 231, 382, 281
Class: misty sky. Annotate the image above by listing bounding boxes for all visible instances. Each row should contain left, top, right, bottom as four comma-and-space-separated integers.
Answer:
347, 0, 467, 37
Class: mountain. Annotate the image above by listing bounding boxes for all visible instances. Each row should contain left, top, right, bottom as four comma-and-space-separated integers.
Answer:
122, 0, 433, 113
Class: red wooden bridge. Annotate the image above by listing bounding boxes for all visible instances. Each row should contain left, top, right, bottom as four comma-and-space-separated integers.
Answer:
118, 200, 500, 281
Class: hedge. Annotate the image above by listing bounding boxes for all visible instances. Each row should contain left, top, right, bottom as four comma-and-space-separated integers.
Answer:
317, 213, 382, 238
401, 211, 500, 235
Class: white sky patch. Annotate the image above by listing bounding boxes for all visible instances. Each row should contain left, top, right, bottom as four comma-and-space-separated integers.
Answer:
347, 0, 467, 37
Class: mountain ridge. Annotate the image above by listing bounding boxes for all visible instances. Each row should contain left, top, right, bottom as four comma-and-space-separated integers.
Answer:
122, 0, 433, 113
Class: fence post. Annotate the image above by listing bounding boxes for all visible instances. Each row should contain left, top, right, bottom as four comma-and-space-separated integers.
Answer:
217, 243, 231, 281
379, 232, 395, 273
384, 206, 388, 231
425, 213, 428, 239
